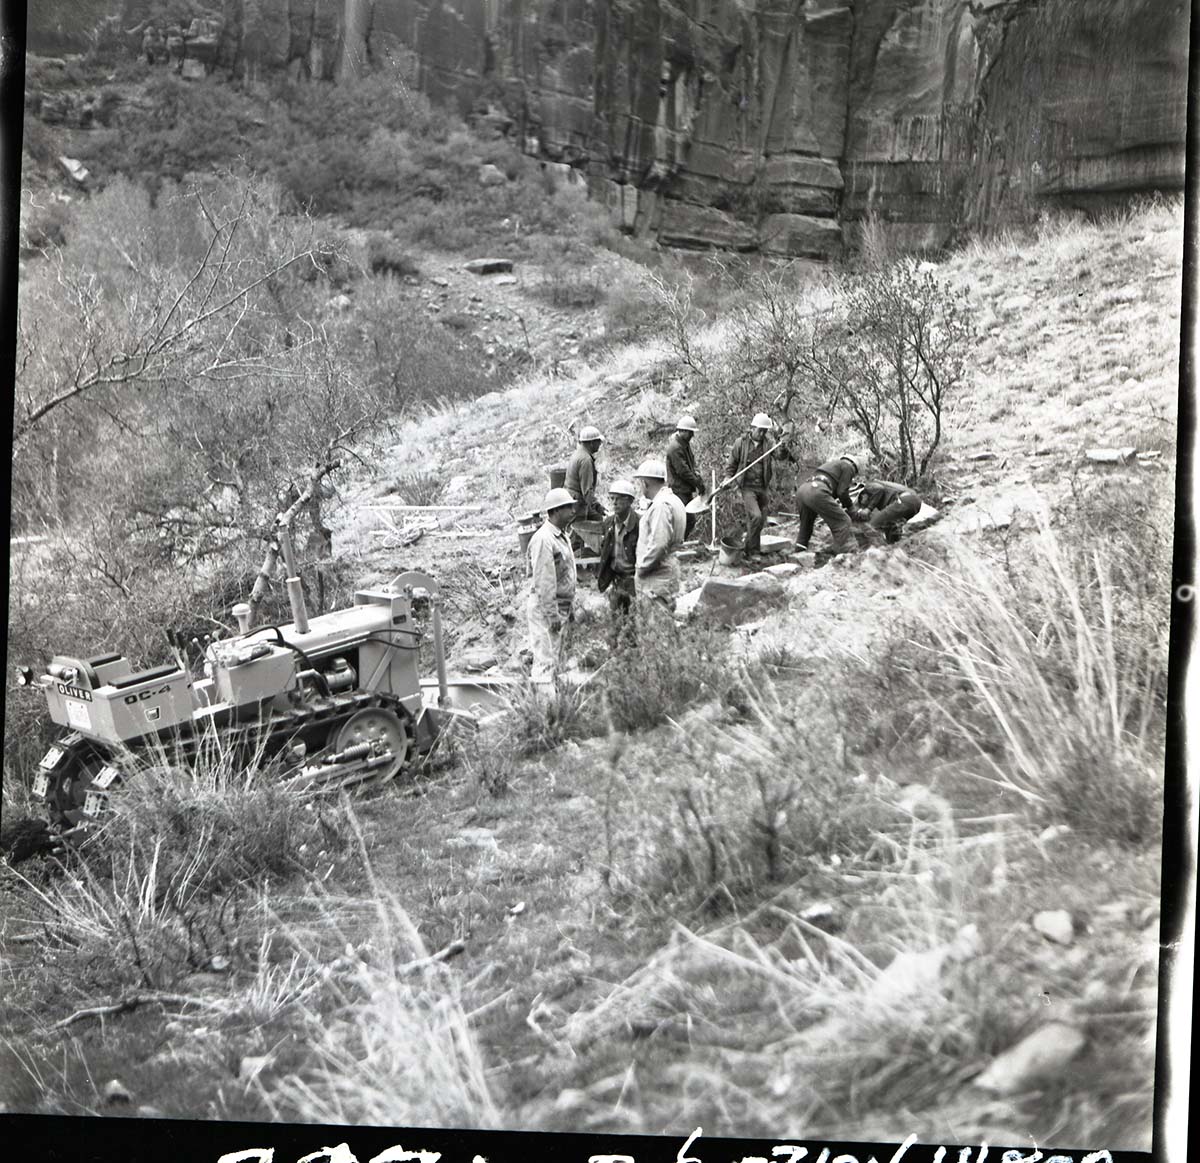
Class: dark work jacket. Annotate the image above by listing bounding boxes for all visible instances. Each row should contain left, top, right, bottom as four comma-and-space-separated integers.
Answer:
855, 480, 920, 514
808, 457, 858, 512
724, 433, 794, 490
597, 510, 640, 592
564, 446, 597, 504
665, 433, 704, 496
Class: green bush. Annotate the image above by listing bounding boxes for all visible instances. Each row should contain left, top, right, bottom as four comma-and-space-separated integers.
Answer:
364, 231, 420, 278
598, 678, 895, 915
532, 259, 606, 309
597, 619, 738, 733
52, 68, 623, 259
75, 73, 251, 187
21, 109, 60, 164
18, 193, 70, 252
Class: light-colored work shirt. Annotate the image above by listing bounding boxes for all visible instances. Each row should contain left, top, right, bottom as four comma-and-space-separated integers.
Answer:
528, 520, 577, 619
636, 488, 686, 573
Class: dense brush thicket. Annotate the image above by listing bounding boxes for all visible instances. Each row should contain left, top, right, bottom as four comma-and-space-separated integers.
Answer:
8, 165, 489, 788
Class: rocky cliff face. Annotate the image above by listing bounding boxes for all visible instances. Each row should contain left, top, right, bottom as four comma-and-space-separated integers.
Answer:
35, 0, 1191, 257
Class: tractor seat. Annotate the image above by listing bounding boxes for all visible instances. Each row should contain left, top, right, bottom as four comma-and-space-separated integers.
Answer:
109, 663, 184, 690
85, 651, 123, 668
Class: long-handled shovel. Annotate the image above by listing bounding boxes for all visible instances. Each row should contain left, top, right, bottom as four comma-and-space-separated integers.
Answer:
684, 435, 789, 515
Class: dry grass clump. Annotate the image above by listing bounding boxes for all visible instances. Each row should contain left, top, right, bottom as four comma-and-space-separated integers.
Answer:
9, 752, 340, 991
549, 793, 1002, 1134
538, 796, 1155, 1145
911, 518, 1166, 846
387, 469, 445, 507
266, 833, 499, 1128
503, 677, 600, 755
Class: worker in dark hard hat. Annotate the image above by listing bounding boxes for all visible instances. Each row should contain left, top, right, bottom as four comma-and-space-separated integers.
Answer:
565, 425, 606, 521
633, 458, 687, 612
665, 413, 705, 540
597, 479, 640, 645
795, 452, 863, 556
723, 412, 794, 558
850, 479, 923, 543
526, 487, 578, 685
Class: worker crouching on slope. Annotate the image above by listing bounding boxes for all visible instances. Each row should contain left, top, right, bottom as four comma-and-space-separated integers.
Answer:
724, 412, 794, 558
795, 453, 863, 556
526, 488, 578, 686
565, 425, 606, 521
850, 479, 923, 543
597, 479, 640, 646
665, 414, 705, 540
633, 459, 687, 618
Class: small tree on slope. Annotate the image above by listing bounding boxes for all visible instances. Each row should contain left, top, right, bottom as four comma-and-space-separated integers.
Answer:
819, 260, 973, 485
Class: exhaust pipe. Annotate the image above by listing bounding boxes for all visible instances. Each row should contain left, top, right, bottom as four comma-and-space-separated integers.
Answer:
431, 595, 449, 706
277, 525, 310, 634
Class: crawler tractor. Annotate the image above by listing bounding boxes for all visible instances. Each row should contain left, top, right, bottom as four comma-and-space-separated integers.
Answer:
14, 532, 513, 844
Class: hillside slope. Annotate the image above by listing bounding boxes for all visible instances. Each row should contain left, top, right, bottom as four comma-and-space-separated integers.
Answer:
0, 200, 1180, 1151
334, 200, 1180, 673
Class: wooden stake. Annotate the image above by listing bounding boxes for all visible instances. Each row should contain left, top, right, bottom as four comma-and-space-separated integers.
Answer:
709, 468, 718, 550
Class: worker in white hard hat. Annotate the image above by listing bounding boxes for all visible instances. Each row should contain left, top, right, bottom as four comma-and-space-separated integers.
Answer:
665, 413, 705, 540
564, 424, 606, 521
723, 411, 795, 558
632, 458, 687, 613
597, 479, 640, 645
795, 452, 865, 557
526, 487, 578, 685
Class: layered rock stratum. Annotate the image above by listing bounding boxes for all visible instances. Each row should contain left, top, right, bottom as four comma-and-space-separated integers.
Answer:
30, 0, 1191, 256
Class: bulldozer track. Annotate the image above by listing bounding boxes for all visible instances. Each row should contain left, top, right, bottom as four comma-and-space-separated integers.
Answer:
38, 689, 417, 832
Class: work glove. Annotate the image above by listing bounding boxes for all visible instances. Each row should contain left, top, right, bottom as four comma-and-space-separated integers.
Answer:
549, 615, 563, 633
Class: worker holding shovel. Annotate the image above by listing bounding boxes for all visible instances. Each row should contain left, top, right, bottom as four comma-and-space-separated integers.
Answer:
720, 413, 795, 558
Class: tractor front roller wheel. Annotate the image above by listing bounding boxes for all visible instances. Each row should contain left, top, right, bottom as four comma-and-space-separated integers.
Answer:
334, 706, 412, 786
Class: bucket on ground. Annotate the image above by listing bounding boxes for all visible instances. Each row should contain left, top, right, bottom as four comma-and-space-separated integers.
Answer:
548, 465, 568, 490
517, 511, 540, 568
719, 535, 744, 567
